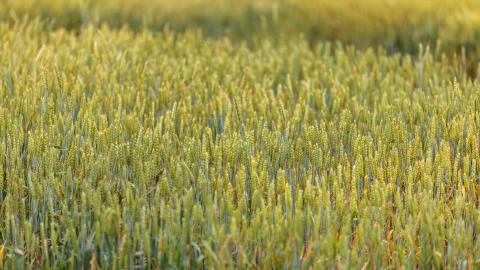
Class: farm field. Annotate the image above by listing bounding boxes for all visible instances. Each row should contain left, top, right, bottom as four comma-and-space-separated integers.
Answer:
1, 0, 480, 269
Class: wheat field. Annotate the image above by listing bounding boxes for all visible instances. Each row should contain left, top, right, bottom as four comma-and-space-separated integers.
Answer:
1, 1, 480, 269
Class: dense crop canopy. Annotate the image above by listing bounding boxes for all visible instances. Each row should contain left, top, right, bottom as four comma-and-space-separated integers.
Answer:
1, 16, 480, 269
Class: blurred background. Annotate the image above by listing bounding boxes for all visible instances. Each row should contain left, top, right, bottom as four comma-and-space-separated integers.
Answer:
2, 0, 480, 76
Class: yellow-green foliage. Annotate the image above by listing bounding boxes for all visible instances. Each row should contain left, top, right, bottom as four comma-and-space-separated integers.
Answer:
1, 8, 480, 270
3, 0, 480, 53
